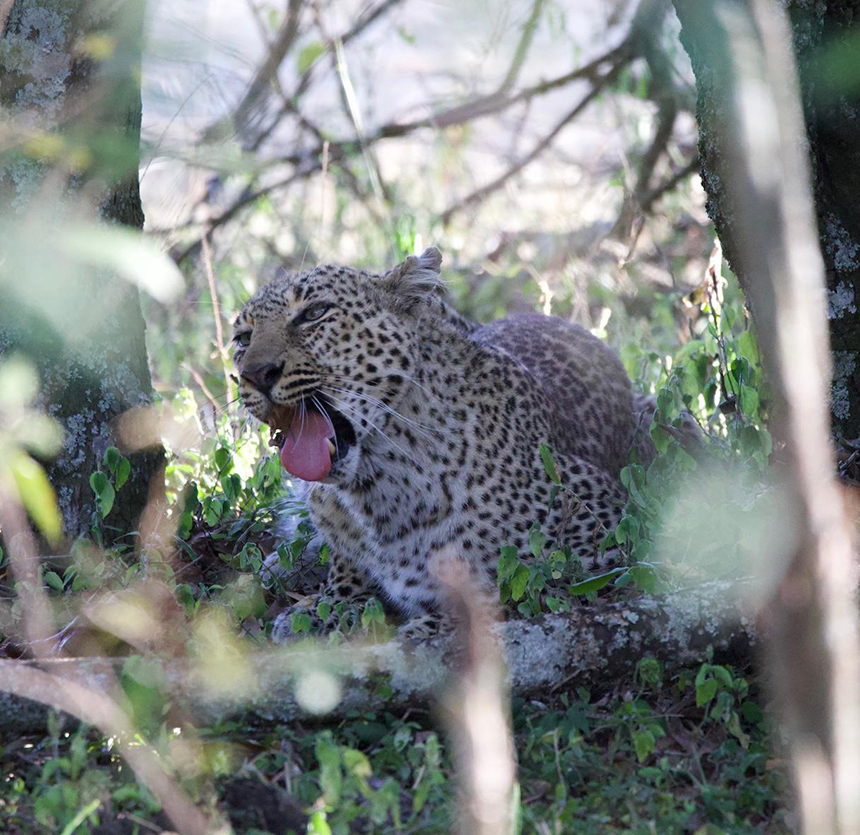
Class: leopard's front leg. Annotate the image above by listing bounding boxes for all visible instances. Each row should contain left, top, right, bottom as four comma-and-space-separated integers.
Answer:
270, 547, 376, 643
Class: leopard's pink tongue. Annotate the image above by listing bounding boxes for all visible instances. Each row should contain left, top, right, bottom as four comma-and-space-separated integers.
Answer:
280, 409, 334, 481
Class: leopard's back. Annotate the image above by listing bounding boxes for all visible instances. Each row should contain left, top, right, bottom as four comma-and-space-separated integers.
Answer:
471, 313, 635, 474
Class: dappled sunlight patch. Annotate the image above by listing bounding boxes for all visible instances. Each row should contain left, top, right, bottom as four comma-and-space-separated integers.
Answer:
652, 463, 798, 596
191, 609, 258, 700
294, 668, 342, 715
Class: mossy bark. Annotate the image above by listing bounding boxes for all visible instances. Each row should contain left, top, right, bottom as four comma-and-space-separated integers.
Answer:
0, 0, 163, 538
672, 0, 860, 441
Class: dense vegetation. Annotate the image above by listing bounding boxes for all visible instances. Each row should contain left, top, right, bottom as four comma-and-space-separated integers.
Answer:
0, 0, 820, 832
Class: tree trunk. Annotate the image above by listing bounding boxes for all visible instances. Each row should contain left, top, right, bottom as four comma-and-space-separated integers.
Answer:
672, 0, 860, 442
0, 0, 162, 538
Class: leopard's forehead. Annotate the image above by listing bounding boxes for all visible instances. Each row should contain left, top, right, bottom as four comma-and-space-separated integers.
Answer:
239, 264, 376, 321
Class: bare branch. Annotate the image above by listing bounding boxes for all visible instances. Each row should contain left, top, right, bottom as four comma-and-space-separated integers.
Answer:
439, 60, 626, 224
499, 0, 546, 94
377, 41, 630, 140
248, 0, 406, 151
641, 153, 699, 210
0, 492, 56, 655
203, 0, 304, 144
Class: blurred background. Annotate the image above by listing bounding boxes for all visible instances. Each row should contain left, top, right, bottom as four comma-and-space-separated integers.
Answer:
2, 1, 797, 833
140, 0, 710, 417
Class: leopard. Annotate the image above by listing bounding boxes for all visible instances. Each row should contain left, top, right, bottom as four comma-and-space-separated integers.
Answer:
232, 247, 651, 641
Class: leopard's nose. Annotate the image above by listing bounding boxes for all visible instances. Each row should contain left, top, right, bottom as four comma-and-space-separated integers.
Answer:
241, 361, 284, 397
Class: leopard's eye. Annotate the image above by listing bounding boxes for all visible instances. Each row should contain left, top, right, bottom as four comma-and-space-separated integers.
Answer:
234, 331, 251, 347
297, 302, 332, 324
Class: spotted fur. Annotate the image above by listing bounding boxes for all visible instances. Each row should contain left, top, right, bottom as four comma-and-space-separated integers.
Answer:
233, 247, 643, 637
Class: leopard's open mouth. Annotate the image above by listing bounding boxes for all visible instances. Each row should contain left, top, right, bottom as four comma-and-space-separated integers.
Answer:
267, 394, 357, 482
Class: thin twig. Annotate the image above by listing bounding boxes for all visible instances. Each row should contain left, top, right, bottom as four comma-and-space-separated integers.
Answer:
0, 0, 15, 35
200, 235, 234, 403
499, 0, 546, 93
0, 492, 56, 656
378, 41, 630, 140
203, 0, 304, 144
641, 154, 699, 210
249, 0, 406, 152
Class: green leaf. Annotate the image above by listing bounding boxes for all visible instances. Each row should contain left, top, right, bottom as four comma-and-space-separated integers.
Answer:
727, 711, 750, 749
710, 665, 734, 688
308, 811, 333, 835
361, 598, 386, 628
15, 413, 63, 457
615, 516, 640, 546
315, 734, 342, 804
509, 565, 530, 601
0, 356, 39, 407
213, 447, 231, 473
60, 223, 183, 302
738, 384, 759, 417
528, 524, 546, 558
44, 571, 64, 591
10, 451, 63, 544
115, 458, 131, 491
343, 748, 372, 778
636, 657, 663, 689
90, 472, 115, 518
568, 567, 624, 595
629, 563, 657, 593
297, 40, 325, 73
177, 510, 193, 540
696, 678, 718, 707
90, 471, 109, 496
317, 600, 332, 622
633, 728, 655, 763
497, 544, 519, 585
540, 444, 561, 484
737, 328, 759, 363
291, 611, 312, 633
396, 25, 417, 44
104, 446, 121, 474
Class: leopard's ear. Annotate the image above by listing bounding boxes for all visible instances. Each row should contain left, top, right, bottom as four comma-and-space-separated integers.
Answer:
380, 246, 444, 311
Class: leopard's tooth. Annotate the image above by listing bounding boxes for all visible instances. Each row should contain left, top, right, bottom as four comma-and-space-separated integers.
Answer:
327, 439, 336, 456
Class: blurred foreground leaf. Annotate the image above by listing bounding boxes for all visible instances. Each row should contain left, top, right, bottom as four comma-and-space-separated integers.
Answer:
9, 449, 62, 544
59, 224, 183, 303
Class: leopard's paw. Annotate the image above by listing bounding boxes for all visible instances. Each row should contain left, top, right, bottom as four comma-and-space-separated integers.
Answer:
270, 596, 332, 645
396, 613, 453, 644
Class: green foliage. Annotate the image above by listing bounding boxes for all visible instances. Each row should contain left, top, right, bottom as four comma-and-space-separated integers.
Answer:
0, 357, 64, 543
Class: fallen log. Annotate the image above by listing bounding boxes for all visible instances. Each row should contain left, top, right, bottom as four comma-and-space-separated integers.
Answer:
0, 583, 755, 736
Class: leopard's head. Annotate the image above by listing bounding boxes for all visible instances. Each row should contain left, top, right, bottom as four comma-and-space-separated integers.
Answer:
232, 247, 444, 484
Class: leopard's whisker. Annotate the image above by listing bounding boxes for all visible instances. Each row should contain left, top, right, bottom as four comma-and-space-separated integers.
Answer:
320, 392, 421, 467
297, 397, 307, 442
310, 394, 339, 450
322, 384, 437, 438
